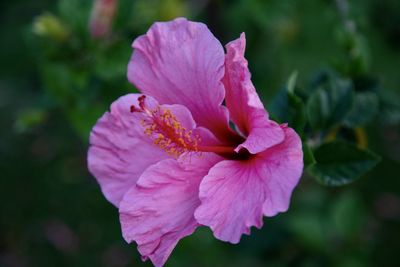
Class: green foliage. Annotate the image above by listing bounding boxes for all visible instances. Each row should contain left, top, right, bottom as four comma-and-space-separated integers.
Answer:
270, 69, 385, 186
309, 141, 381, 186
307, 77, 354, 131
344, 92, 379, 127
269, 71, 306, 135
334, 29, 370, 76
30, 1, 136, 141
303, 143, 316, 169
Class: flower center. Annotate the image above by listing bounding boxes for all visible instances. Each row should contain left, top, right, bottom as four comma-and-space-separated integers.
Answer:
131, 95, 238, 157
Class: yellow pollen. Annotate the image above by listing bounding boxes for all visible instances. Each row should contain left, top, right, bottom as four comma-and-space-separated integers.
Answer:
139, 107, 200, 157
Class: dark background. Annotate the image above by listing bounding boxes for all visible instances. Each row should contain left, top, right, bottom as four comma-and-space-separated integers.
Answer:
1, 0, 400, 266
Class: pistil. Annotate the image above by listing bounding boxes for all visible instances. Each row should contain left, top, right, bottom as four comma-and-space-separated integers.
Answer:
197, 145, 236, 154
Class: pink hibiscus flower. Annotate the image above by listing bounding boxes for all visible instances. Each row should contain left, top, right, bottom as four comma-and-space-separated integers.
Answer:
88, 18, 303, 267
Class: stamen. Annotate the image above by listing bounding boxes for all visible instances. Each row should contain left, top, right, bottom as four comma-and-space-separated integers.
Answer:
131, 96, 201, 157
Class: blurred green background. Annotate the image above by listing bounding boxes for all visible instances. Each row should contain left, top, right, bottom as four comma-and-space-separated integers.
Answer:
1, 0, 400, 266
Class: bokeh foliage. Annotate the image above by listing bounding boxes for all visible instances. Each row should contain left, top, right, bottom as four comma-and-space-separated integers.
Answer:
1, 0, 400, 266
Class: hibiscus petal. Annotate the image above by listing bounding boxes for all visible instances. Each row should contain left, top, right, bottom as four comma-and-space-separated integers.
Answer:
194, 125, 303, 243
119, 154, 222, 267
128, 17, 240, 143
223, 33, 284, 153
260, 125, 304, 216
88, 94, 205, 207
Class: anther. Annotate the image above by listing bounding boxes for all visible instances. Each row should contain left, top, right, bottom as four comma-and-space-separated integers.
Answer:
130, 105, 140, 113
138, 95, 146, 110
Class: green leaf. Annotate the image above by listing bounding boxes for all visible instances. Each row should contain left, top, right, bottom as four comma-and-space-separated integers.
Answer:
309, 141, 381, 186
287, 70, 298, 94
303, 143, 316, 169
344, 92, 378, 127
334, 29, 370, 76
287, 93, 307, 134
307, 79, 354, 131
269, 90, 306, 134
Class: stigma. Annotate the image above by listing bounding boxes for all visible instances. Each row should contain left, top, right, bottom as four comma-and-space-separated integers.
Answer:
131, 96, 200, 157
